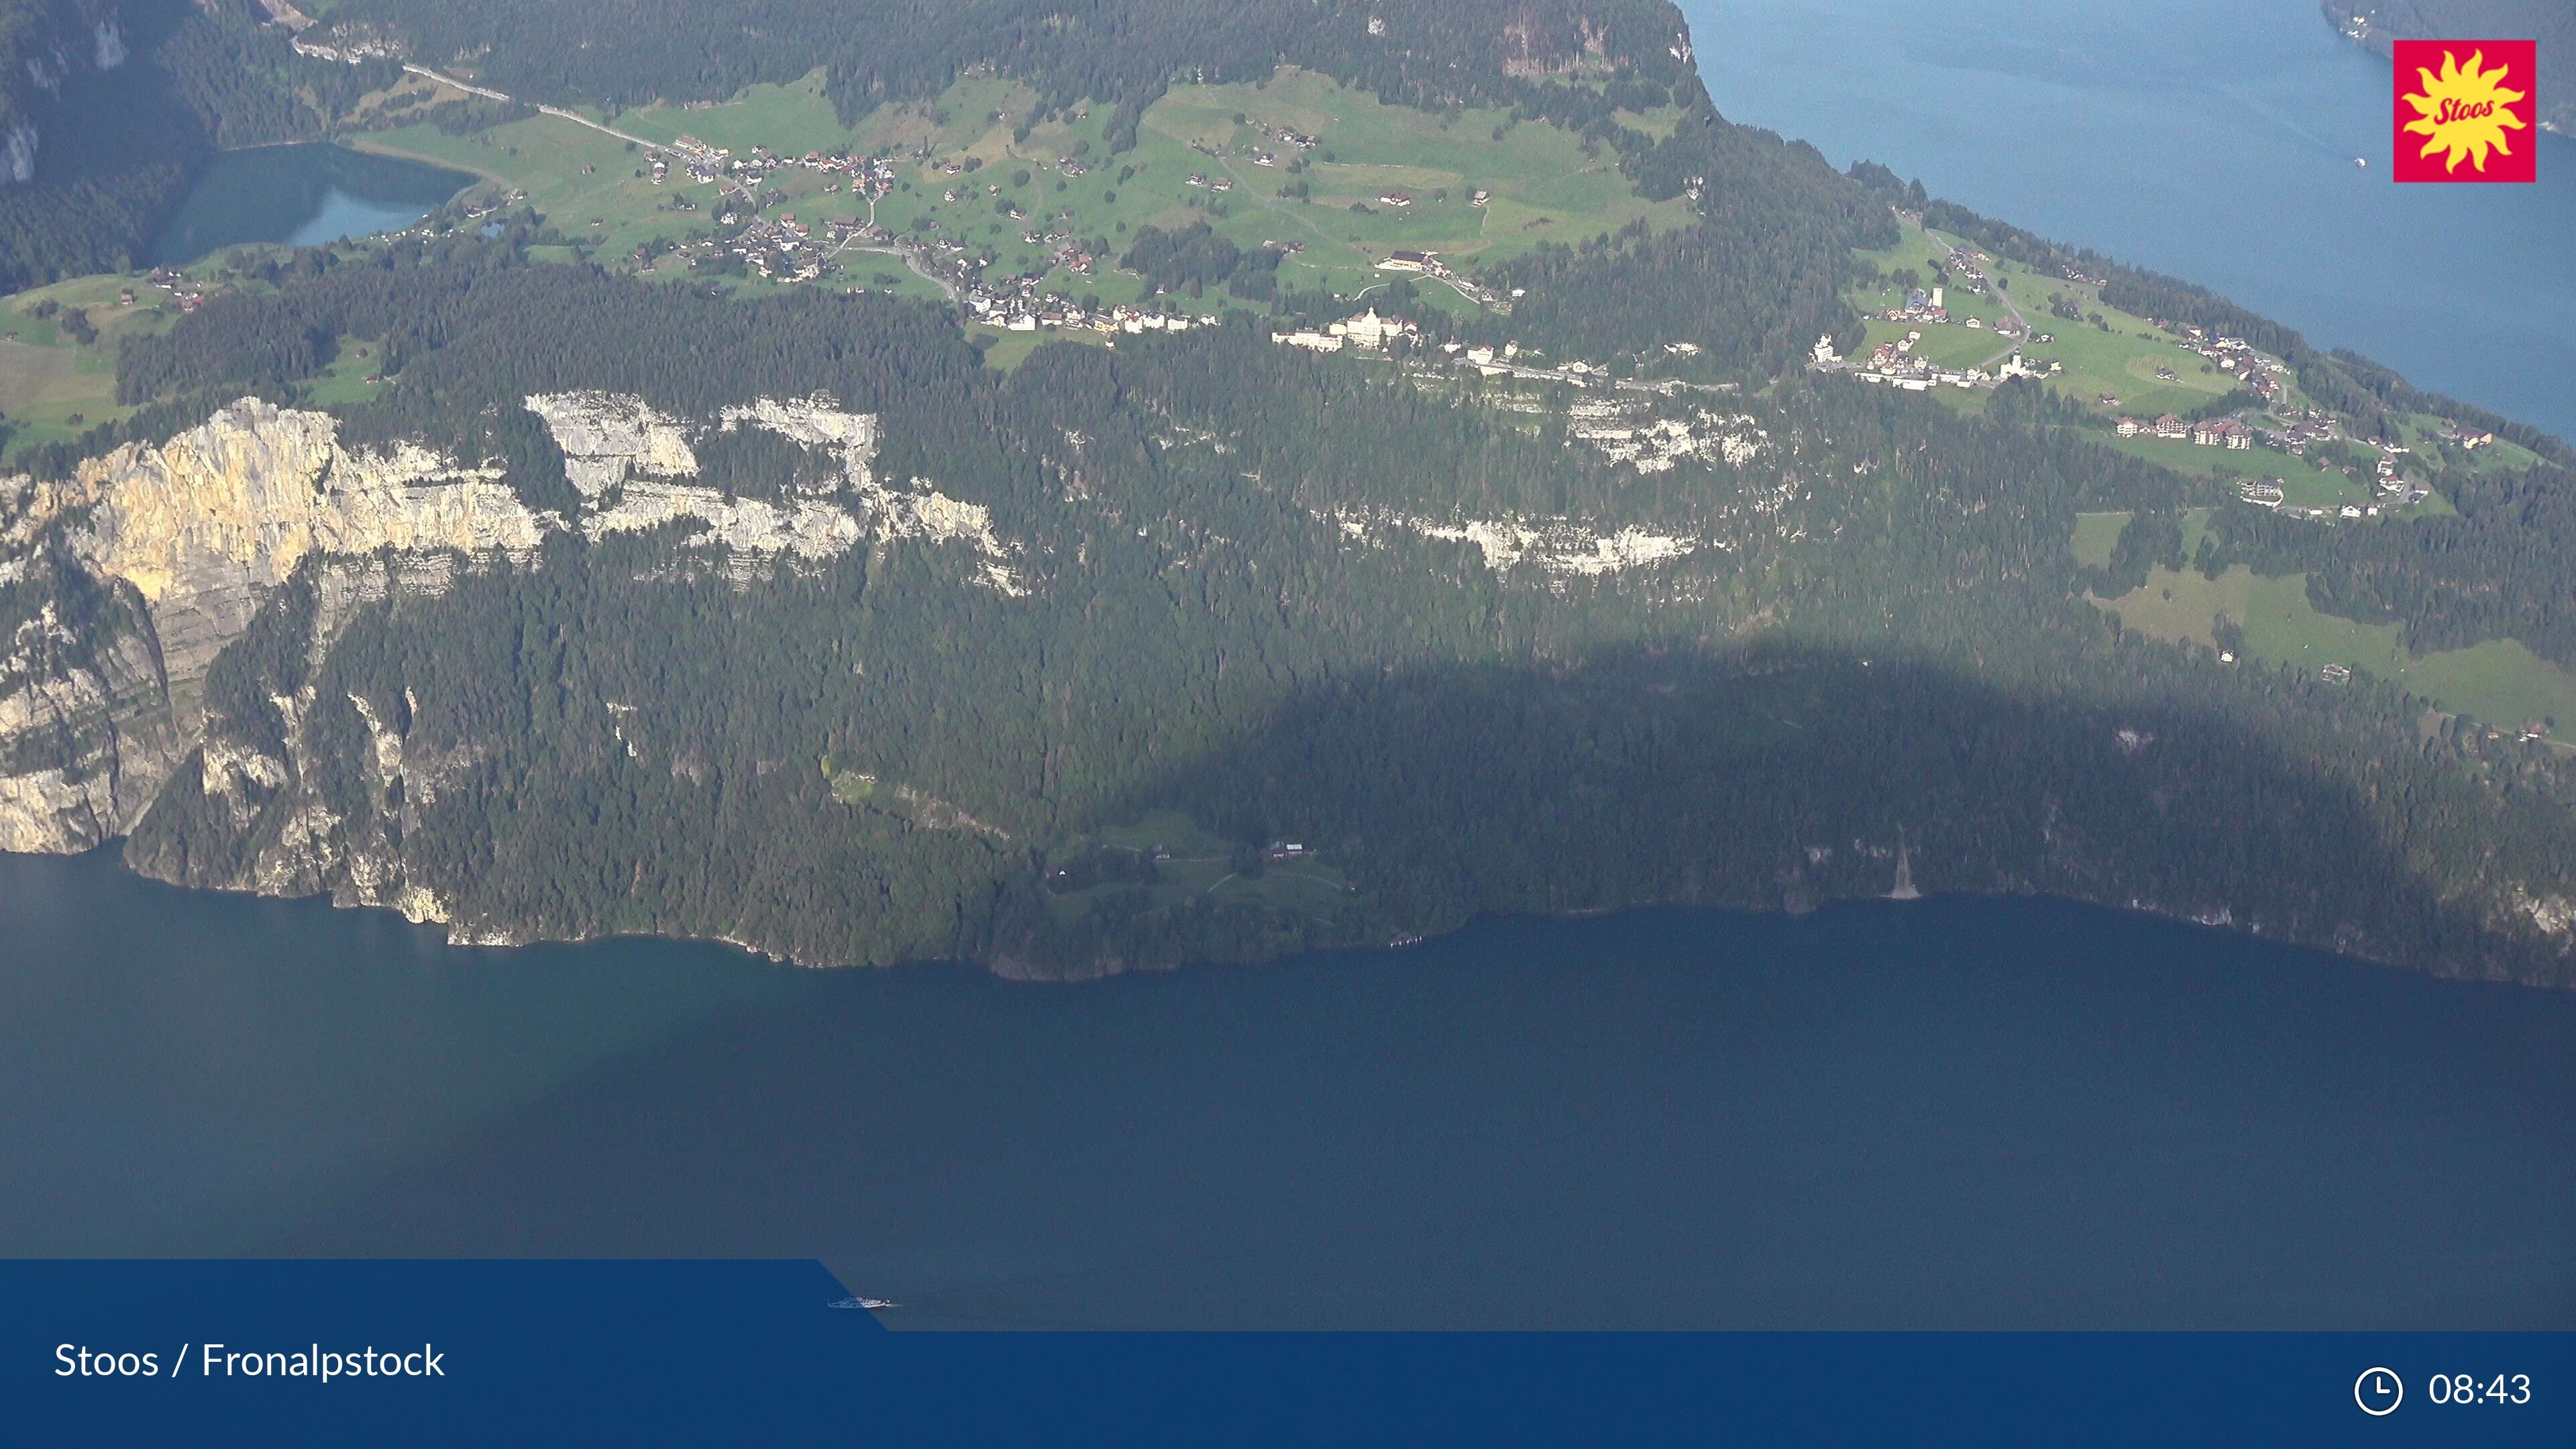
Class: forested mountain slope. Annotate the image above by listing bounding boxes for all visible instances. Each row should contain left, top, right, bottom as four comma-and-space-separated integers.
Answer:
3, 0, 2575, 984
0, 0, 398, 290
314, 0, 1697, 135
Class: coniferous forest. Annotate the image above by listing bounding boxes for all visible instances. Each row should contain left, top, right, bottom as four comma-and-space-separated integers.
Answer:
5, 0, 2576, 985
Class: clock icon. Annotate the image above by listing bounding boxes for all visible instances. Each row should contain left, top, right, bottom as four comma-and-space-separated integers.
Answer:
2355, 1367, 2404, 1416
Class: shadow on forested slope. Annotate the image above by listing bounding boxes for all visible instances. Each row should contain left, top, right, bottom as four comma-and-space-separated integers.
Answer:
1002, 643, 2576, 987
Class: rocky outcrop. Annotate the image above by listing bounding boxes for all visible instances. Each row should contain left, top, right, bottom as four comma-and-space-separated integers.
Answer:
52, 398, 545, 608
531, 388, 1024, 589
0, 598, 184, 853
0, 391, 1022, 857
0, 0, 127, 185
0, 121, 33, 184
1329, 506, 1704, 578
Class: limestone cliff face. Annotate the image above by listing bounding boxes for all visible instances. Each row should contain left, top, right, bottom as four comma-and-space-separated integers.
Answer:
0, 399, 543, 853
0, 390, 1019, 861
0, 595, 182, 853
74, 400, 543, 600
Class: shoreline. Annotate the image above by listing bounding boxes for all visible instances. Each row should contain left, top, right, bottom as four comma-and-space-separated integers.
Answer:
15, 838, 2567, 992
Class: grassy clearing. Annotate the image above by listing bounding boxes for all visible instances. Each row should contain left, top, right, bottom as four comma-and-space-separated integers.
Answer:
1854, 215, 2234, 416
356, 113, 687, 266
1046, 807, 1356, 924
966, 325, 1063, 371
602, 72, 857, 158
301, 336, 390, 407
2092, 564, 2576, 728
356, 66, 1691, 313
0, 276, 185, 462
2071, 510, 2130, 568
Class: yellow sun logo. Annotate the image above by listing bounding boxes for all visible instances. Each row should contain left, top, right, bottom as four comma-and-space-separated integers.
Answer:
2401, 48, 2529, 173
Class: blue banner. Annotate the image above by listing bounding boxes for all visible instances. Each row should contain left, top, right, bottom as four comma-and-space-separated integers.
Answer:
3, 1261, 2567, 1445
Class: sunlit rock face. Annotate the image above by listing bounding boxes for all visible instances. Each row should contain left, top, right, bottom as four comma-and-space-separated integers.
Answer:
0, 390, 1028, 854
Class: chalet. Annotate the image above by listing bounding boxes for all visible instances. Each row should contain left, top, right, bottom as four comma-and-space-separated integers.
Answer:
1377, 250, 1433, 272
2152, 413, 2186, 439
2116, 417, 2141, 437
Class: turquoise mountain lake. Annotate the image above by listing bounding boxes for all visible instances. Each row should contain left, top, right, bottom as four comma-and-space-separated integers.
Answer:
150, 144, 475, 267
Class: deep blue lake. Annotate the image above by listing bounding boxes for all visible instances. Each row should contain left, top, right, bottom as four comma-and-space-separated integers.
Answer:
1685, 0, 2576, 441
4, 3, 2573, 1331
3, 849, 2569, 1329
149, 143, 474, 268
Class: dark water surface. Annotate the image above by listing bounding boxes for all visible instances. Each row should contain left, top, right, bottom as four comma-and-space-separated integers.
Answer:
1686, 0, 2576, 441
149, 144, 474, 267
11, 4, 2576, 1329
4, 849, 2569, 1329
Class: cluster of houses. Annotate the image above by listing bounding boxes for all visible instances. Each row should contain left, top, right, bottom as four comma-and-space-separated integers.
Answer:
966, 276, 1224, 335
1370, 248, 1504, 309
1942, 244, 1994, 297
2116, 413, 2255, 449
665, 138, 904, 202
2261, 409, 2341, 455
1246, 121, 1324, 154
1272, 307, 1419, 352
1186, 121, 1322, 182
133, 267, 211, 313
710, 211, 892, 281
1882, 285, 1949, 325
1838, 329, 1996, 390
1268, 315, 1640, 388
2164, 327, 2286, 402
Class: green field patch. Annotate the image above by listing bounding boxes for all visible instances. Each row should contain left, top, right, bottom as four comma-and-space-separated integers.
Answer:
299, 336, 390, 407
1857, 317, 2003, 370
358, 113, 684, 263
607, 70, 858, 158
1046, 807, 1355, 924
0, 277, 184, 461
1849, 215, 2296, 425
350, 66, 1688, 311
2070, 510, 2130, 568
2092, 565, 2576, 727
967, 324, 1079, 370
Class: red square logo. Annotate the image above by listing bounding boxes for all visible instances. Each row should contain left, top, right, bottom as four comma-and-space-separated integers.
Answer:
2393, 40, 2538, 182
